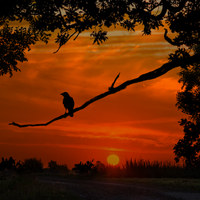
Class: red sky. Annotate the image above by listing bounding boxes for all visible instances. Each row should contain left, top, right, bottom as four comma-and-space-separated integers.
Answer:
0, 27, 185, 168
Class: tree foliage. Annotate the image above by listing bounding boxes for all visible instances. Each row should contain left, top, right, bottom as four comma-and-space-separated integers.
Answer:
0, 0, 200, 76
174, 53, 200, 167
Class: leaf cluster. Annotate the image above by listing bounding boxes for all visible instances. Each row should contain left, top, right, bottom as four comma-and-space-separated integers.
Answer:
174, 118, 200, 167
1, 0, 199, 76
174, 57, 200, 167
177, 64, 200, 119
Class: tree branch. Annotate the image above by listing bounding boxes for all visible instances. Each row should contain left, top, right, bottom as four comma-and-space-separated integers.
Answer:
164, 29, 182, 46
9, 54, 200, 128
155, 0, 187, 20
109, 73, 120, 91
167, 0, 187, 13
155, 0, 168, 20
53, 31, 77, 54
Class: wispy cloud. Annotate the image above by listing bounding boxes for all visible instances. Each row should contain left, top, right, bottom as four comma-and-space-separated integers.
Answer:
80, 30, 164, 37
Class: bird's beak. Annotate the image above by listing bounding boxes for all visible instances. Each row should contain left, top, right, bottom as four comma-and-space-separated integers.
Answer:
60, 93, 64, 96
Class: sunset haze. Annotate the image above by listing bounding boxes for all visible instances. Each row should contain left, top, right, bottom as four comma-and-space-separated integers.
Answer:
0, 28, 184, 168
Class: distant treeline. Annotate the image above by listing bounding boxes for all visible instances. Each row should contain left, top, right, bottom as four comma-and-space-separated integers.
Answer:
0, 157, 68, 173
1, 157, 200, 178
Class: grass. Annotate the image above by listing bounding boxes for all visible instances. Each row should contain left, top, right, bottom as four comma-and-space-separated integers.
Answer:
0, 173, 80, 200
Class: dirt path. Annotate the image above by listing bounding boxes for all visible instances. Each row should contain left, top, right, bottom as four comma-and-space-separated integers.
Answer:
39, 177, 200, 200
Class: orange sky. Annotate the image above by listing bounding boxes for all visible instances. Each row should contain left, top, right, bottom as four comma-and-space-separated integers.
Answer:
0, 28, 185, 168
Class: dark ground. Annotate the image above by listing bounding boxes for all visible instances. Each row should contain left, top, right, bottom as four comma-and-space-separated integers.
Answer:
1, 171, 200, 200
39, 176, 200, 200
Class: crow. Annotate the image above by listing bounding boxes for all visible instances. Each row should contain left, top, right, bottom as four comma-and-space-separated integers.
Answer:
61, 92, 74, 117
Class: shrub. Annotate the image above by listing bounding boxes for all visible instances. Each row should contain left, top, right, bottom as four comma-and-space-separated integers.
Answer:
48, 160, 69, 174
22, 158, 43, 172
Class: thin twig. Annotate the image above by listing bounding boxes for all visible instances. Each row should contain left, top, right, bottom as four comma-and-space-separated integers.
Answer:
53, 31, 77, 54
109, 73, 120, 90
74, 32, 80, 40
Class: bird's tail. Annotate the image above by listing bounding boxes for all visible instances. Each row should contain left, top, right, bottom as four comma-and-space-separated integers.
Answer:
69, 111, 74, 117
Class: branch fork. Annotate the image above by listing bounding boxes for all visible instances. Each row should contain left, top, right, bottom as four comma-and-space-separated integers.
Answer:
109, 73, 120, 91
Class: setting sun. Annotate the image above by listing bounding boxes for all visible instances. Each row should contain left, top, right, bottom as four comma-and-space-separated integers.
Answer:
107, 154, 120, 166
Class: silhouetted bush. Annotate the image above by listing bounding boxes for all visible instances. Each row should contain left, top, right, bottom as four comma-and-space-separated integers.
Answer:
48, 160, 69, 174
70, 159, 200, 178
48, 160, 57, 171
22, 158, 43, 172
94, 161, 106, 175
72, 160, 94, 175
72, 160, 105, 175
1, 156, 200, 178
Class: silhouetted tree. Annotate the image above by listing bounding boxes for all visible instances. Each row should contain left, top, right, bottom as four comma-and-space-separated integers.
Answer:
0, 157, 16, 171
7, 156, 15, 170
174, 46, 200, 167
1, 0, 199, 76
0, 157, 6, 171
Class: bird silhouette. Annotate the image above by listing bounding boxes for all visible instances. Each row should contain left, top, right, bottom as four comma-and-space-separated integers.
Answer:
61, 92, 74, 117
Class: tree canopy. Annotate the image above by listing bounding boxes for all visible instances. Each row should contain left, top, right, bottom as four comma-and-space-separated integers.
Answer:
174, 51, 200, 167
1, 0, 199, 76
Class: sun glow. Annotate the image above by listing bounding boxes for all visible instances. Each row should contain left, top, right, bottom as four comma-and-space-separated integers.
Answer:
107, 154, 120, 166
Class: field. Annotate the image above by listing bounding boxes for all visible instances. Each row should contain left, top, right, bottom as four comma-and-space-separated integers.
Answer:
1, 173, 200, 200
